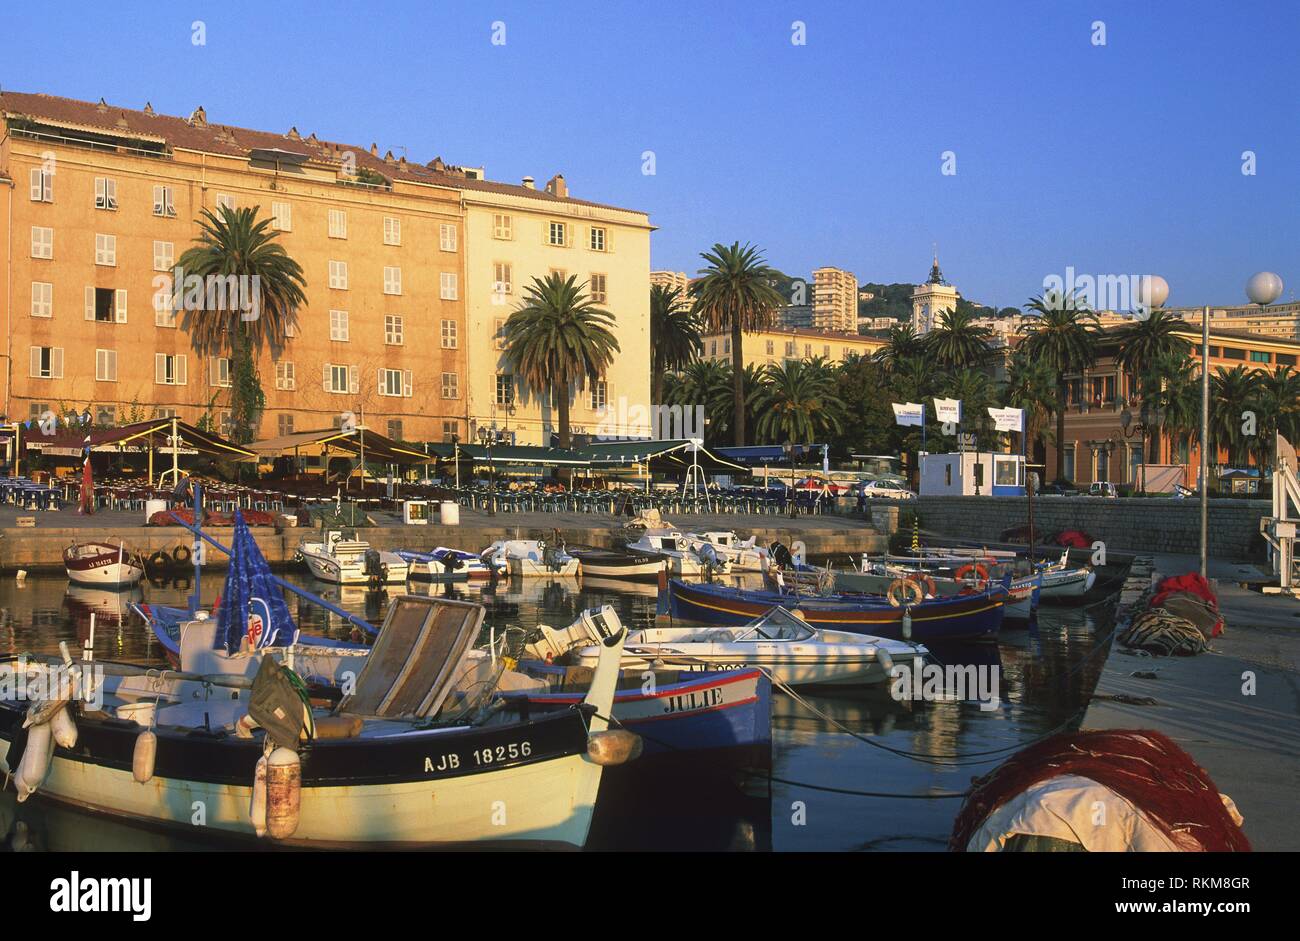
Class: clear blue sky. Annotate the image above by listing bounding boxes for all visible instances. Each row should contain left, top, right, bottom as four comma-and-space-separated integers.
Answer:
5, 0, 1298, 308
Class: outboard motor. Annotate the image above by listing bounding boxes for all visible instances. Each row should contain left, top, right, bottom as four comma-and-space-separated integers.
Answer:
363, 548, 385, 584
698, 543, 723, 582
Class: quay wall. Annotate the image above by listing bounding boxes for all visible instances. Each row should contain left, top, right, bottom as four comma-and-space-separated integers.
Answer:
916, 495, 1268, 558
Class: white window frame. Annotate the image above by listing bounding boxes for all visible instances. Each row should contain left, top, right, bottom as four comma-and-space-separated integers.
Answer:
275, 361, 296, 391
95, 348, 118, 382
590, 272, 607, 304
277, 413, 295, 436
440, 319, 458, 349
215, 193, 236, 211
492, 214, 513, 240
94, 177, 118, 211
441, 372, 459, 399
383, 266, 402, 296
29, 167, 53, 203
30, 226, 53, 259
590, 379, 608, 410
153, 240, 175, 272
153, 185, 176, 217
324, 363, 358, 394
383, 216, 401, 246
493, 262, 513, 296
439, 223, 457, 252
271, 201, 292, 232
210, 357, 232, 388
85, 287, 128, 324
590, 226, 606, 251
29, 346, 63, 379
548, 221, 567, 246
495, 373, 514, 406
378, 367, 412, 398
328, 260, 348, 290
155, 353, 188, 386
328, 208, 347, 239
329, 309, 350, 341
154, 278, 177, 327
31, 282, 53, 318
384, 315, 404, 345
95, 233, 117, 267
440, 272, 458, 300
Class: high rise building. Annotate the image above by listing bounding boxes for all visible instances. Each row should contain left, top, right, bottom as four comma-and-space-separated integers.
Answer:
812, 266, 858, 331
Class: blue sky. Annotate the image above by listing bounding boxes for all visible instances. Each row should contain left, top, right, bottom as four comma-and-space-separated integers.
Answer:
5, 0, 1298, 308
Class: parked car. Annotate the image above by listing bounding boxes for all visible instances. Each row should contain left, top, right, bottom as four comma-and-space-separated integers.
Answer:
1088, 481, 1119, 498
858, 479, 917, 501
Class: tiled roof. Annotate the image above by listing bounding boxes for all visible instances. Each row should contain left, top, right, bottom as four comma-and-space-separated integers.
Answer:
0, 90, 643, 215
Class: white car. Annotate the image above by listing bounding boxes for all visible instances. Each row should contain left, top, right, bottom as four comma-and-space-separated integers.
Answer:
858, 479, 916, 501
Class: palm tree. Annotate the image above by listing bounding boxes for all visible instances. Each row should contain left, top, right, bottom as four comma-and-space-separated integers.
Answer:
649, 284, 703, 408
1113, 310, 1194, 462
875, 323, 924, 372
1208, 365, 1262, 469
1255, 366, 1300, 466
502, 273, 620, 449
1003, 348, 1060, 463
1141, 352, 1200, 466
177, 205, 307, 442
689, 242, 785, 446
939, 368, 998, 449
1018, 291, 1099, 481
924, 308, 993, 370
749, 359, 848, 445
664, 358, 734, 440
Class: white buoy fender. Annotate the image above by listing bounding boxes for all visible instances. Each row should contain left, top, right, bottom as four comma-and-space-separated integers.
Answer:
50, 703, 78, 749
265, 748, 301, 839
586, 729, 644, 766
132, 730, 157, 783
15, 722, 54, 801
876, 648, 894, 674
249, 754, 268, 837
901, 608, 913, 640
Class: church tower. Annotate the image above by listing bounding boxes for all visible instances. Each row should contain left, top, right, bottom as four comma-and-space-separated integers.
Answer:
911, 251, 959, 335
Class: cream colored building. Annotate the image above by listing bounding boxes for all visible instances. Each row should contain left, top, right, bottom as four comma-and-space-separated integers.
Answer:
650, 269, 690, 297
702, 326, 885, 368
812, 266, 858, 331
911, 255, 959, 334
462, 174, 653, 446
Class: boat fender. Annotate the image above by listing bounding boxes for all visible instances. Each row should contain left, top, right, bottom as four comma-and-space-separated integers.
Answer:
50, 703, 78, 749
132, 729, 157, 783
172, 544, 192, 566
249, 754, 268, 837
23, 692, 73, 730
147, 550, 172, 572
15, 722, 54, 801
876, 648, 894, 673
901, 608, 913, 640
266, 747, 302, 839
235, 713, 258, 739
887, 578, 924, 608
587, 729, 644, 766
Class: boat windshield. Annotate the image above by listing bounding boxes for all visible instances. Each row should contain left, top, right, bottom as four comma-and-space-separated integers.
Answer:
740, 606, 816, 641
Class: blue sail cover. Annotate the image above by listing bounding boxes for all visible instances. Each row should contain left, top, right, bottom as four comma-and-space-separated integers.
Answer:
215, 511, 296, 653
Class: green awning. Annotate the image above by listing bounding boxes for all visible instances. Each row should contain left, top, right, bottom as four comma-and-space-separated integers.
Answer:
425, 443, 592, 466
577, 439, 748, 472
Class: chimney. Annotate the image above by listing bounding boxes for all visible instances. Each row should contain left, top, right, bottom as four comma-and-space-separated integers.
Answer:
521, 176, 535, 189
189, 106, 207, 128
286, 126, 301, 140
545, 174, 567, 198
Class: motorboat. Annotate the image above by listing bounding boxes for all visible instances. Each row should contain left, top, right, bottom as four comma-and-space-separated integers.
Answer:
481, 539, 580, 577
62, 541, 146, 588
296, 530, 409, 585
683, 531, 766, 571
624, 528, 730, 577
567, 545, 664, 581
574, 605, 928, 687
397, 546, 498, 581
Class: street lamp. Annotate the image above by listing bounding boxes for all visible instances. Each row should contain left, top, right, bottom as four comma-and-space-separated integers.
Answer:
477, 425, 503, 516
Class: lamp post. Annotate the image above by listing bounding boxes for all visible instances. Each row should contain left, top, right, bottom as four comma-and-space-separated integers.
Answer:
478, 425, 502, 516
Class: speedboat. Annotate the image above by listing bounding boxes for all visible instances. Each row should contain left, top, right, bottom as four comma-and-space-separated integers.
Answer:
296, 530, 409, 585
567, 545, 663, 581
624, 528, 730, 577
683, 531, 766, 571
397, 546, 498, 581
481, 539, 580, 577
575, 605, 928, 686
62, 541, 146, 588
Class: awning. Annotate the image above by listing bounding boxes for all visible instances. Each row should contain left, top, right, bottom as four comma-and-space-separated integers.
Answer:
578, 439, 748, 473
425, 443, 592, 466
87, 419, 256, 459
714, 444, 827, 465
249, 427, 429, 464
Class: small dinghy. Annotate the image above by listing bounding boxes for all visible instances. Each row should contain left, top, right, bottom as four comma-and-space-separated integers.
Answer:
1036, 549, 1097, 601
567, 546, 664, 581
624, 528, 730, 577
575, 605, 928, 687
397, 546, 498, 581
481, 539, 580, 577
62, 541, 146, 588
297, 530, 409, 585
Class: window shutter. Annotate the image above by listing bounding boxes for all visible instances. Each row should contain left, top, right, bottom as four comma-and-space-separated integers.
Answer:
30, 347, 41, 378
210, 358, 219, 387
115, 289, 128, 323
156, 353, 166, 384
322, 363, 332, 392
95, 177, 105, 205
52, 348, 64, 379
377, 369, 385, 396
403, 370, 413, 398
348, 365, 359, 394
85, 286, 95, 320
30, 169, 42, 201
176, 355, 187, 385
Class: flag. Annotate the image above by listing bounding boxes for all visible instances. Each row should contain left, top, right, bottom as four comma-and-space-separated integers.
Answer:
987, 406, 1025, 433
892, 402, 925, 427
77, 453, 94, 515
933, 397, 962, 424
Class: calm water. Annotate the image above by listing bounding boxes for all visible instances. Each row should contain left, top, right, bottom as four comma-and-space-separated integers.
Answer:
0, 567, 1119, 852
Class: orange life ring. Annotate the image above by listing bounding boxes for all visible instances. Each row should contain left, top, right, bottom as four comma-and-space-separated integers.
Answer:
906, 572, 937, 597
955, 563, 989, 585
887, 577, 926, 607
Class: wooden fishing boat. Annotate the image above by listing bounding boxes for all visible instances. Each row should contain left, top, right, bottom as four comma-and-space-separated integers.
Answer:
62, 541, 146, 588
625, 529, 730, 576
481, 539, 581, 577
396, 546, 498, 581
567, 545, 664, 581
666, 578, 1008, 643
840, 563, 1041, 619
296, 530, 409, 585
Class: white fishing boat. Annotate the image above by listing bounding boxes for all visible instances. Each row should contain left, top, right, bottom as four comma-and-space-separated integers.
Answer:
481, 539, 580, 577
684, 531, 767, 571
568, 605, 928, 687
567, 546, 664, 581
397, 546, 498, 581
62, 541, 146, 588
624, 528, 730, 577
1, 596, 634, 849
297, 530, 409, 585
1038, 556, 1096, 599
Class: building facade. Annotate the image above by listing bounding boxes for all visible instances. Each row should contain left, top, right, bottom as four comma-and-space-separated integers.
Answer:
650, 269, 690, 298
911, 255, 958, 335
812, 266, 858, 332
701, 326, 885, 368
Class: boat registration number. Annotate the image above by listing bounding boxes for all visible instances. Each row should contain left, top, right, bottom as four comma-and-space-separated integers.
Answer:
424, 741, 533, 773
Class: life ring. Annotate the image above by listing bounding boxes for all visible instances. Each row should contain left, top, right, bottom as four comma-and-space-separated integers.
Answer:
172, 544, 192, 567
955, 563, 989, 585
906, 572, 937, 597
887, 577, 925, 608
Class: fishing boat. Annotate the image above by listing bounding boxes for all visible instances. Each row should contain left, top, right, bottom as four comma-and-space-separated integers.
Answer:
481, 539, 581, 577
567, 545, 664, 581
396, 546, 498, 581
1037, 549, 1097, 600
841, 560, 1041, 619
1, 594, 633, 849
625, 528, 730, 577
683, 531, 766, 571
574, 605, 928, 687
296, 530, 410, 585
666, 578, 1008, 643
62, 541, 146, 588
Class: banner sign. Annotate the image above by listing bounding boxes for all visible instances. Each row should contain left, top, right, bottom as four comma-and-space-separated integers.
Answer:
987, 406, 1025, 433
892, 402, 924, 427
933, 397, 962, 424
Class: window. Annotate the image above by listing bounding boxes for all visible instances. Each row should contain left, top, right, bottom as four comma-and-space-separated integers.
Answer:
383, 266, 402, 295
378, 368, 412, 397
823, 345, 831, 357
590, 380, 608, 410
547, 221, 567, 246
1277, 353, 1297, 367
94, 177, 117, 210
785, 341, 796, 356
1093, 448, 1109, 483
154, 278, 177, 327
95, 234, 117, 266
494, 318, 507, 350
1250, 350, 1271, 363
155, 353, 188, 385
153, 240, 174, 272
324, 363, 357, 394
383, 216, 401, 245
1128, 445, 1143, 483
271, 201, 292, 232
441, 319, 458, 349
442, 421, 459, 442
725, 338, 731, 354
210, 357, 232, 388
98, 405, 118, 427
153, 185, 176, 217
95, 349, 118, 382
496, 373, 514, 406
387, 420, 404, 441
328, 208, 347, 239
31, 226, 53, 259
31, 282, 53, 318
29, 403, 50, 421
492, 262, 513, 297
589, 227, 606, 251
215, 193, 235, 211
152, 407, 178, 419
329, 309, 350, 341
549, 267, 567, 281
440, 272, 457, 300
590, 273, 607, 304
275, 361, 296, 391
765, 340, 775, 355
85, 287, 127, 323
439, 224, 457, 252
441, 372, 459, 399
994, 457, 1019, 487
709, 340, 717, 357
218, 411, 233, 437
29, 346, 63, 379
493, 214, 513, 239
1063, 445, 1076, 482
278, 414, 295, 436
1222, 346, 1246, 361
384, 315, 403, 345
29, 167, 53, 202
328, 260, 348, 289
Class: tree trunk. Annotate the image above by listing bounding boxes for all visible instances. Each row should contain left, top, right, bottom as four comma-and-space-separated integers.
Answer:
652, 366, 664, 413
731, 321, 745, 446
1055, 393, 1067, 482
556, 380, 572, 483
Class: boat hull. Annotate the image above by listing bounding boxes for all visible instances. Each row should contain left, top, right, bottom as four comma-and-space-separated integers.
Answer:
1039, 567, 1095, 601
63, 543, 145, 588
